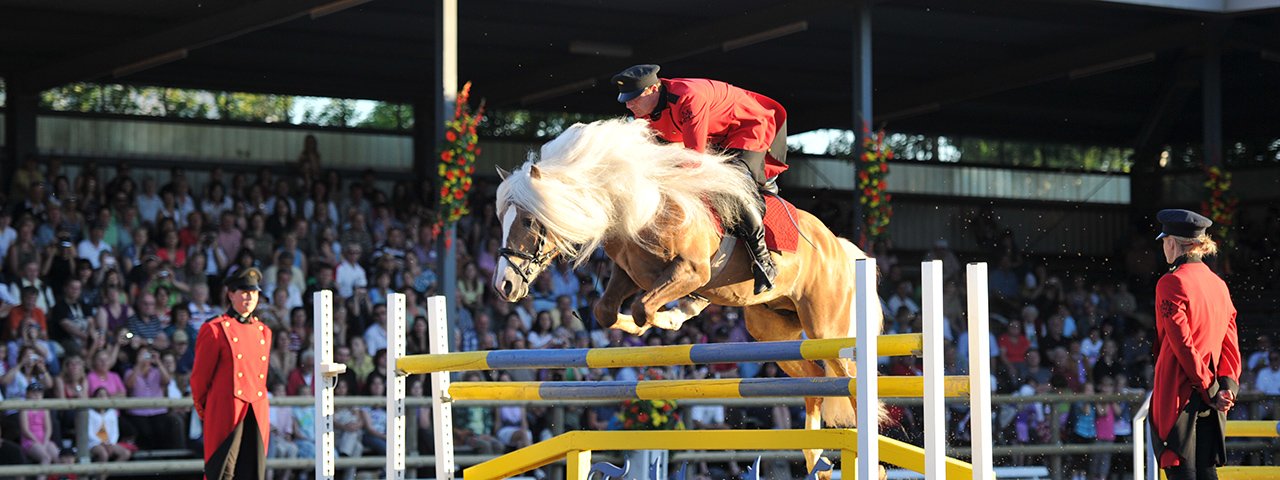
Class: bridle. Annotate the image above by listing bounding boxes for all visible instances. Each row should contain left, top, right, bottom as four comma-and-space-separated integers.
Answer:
499, 221, 555, 285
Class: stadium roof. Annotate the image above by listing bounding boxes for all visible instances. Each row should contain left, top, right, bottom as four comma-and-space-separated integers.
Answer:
1, 0, 1279, 147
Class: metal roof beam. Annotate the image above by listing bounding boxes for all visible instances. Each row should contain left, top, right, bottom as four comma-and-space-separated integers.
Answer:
490, 0, 846, 106
1228, 21, 1280, 56
18, 0, 373, 89
876, 22, 1202, 123
1132, 54, 1200, 155
1091, 0, 1280, 13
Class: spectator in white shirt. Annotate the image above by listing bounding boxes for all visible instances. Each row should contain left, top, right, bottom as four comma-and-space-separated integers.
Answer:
1247, 334, 1273, 372
135, 177, 163, 225
335, 242, 367, 299
87, 387, 131, 464
1256, 350, 1280, 419
77, 223, 112, 270
262, 266, 304, 311
8, 261, 55, 314
363, 303, 388, 356
0, 210, 16, 262
186, 283, 218, 325
886, 280, 920, 317
1256, 351, 1280, 395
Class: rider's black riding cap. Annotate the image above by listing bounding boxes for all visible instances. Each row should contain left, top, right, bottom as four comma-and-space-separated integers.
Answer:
612, 64, 661, 103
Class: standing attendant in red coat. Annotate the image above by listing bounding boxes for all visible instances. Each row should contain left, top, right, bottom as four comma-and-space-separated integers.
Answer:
191, 267, 272, 480
611, 64, 788, 294
1150, 209, 1241, 480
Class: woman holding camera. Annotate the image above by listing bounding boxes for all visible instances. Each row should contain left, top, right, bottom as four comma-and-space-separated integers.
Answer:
123, 346, 183, 450
2, 345, 52, 402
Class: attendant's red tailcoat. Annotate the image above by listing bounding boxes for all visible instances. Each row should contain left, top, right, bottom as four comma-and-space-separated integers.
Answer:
191, 313, 273, 467
1151, 261, 1240, 467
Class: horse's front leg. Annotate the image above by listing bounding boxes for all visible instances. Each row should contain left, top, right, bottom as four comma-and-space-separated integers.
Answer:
593, 262, 647, 335
630, 256, 711, 331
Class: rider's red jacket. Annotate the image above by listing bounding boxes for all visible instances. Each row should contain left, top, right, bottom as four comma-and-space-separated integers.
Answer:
640, 77, 788, 180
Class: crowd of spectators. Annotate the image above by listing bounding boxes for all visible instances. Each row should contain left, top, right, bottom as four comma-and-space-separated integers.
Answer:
0, 139, 1276, 480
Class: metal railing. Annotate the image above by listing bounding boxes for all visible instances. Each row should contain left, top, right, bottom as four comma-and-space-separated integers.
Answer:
3, 392, 1276, 479
1131, 391, 1280, 480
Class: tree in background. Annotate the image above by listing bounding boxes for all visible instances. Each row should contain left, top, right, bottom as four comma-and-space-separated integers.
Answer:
358, 102, 414, 130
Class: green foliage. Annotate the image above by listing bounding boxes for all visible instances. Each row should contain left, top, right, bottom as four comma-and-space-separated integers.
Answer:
295, 98, 357, 127
819, 130, 1134, 172
357, 102, 414, 129
39, 83, 293, 123
215, 92, 292, 123
42, 83, 138, 113
479, 109, 614, 138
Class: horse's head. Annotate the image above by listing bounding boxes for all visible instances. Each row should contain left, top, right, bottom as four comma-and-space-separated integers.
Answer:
493, 201, 559, 302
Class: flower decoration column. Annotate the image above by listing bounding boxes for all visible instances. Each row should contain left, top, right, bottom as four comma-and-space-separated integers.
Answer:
437, 81, 485, 232
1201, 165, 1237, 273
857, 129, 894, 246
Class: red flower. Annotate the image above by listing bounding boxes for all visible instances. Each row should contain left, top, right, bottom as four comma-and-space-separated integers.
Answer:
441, 151, 453, 163
446, 130, 457, 142
440, 187, 449, 198
638, 413, 649, 423
454, 190, 464, 200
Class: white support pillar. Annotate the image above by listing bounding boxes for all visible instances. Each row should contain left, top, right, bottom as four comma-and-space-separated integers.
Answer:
920, 260, 945, 480
966, 263, 994, 480
386, 293, 407, 480
313, 291, 346, 480
428, 295, 456, 480
1133, 392, 1155, 480
854, 258, 879, 480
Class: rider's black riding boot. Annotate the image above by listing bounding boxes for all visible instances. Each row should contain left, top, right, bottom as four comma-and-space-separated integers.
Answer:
736, 206, 777, 294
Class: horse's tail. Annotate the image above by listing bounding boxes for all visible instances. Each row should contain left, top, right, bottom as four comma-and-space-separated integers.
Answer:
820, 237, 888, 427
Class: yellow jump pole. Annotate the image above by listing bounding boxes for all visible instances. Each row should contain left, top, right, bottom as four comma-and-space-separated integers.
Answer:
1224, 420, 1280, 437
446, 376, 971, 401
396, 334, 924, 374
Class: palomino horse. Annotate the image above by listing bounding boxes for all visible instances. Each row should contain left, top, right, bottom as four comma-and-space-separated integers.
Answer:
492, 119, 881, 476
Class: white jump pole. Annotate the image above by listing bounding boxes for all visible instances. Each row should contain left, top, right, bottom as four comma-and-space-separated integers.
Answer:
854, 258, 879, 480
966, 263, 994, 480
427, 295, 456, 480
921, 260, 945, 480
387, 293, 407, 479
1132, 392, 1155, 480
313, 291, 347, 480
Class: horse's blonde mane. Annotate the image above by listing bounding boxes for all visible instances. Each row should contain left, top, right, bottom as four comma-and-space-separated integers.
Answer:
496, 118, 759, 265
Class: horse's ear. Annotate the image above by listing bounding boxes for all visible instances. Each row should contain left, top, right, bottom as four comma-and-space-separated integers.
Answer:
529, 165, 542, 179
496, 166, 510, 180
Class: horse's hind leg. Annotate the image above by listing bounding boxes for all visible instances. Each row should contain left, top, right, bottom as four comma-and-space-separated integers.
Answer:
742, 304, 832, 479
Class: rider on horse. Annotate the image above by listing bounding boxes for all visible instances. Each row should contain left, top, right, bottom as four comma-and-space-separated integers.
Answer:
611, 63, 789, 294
